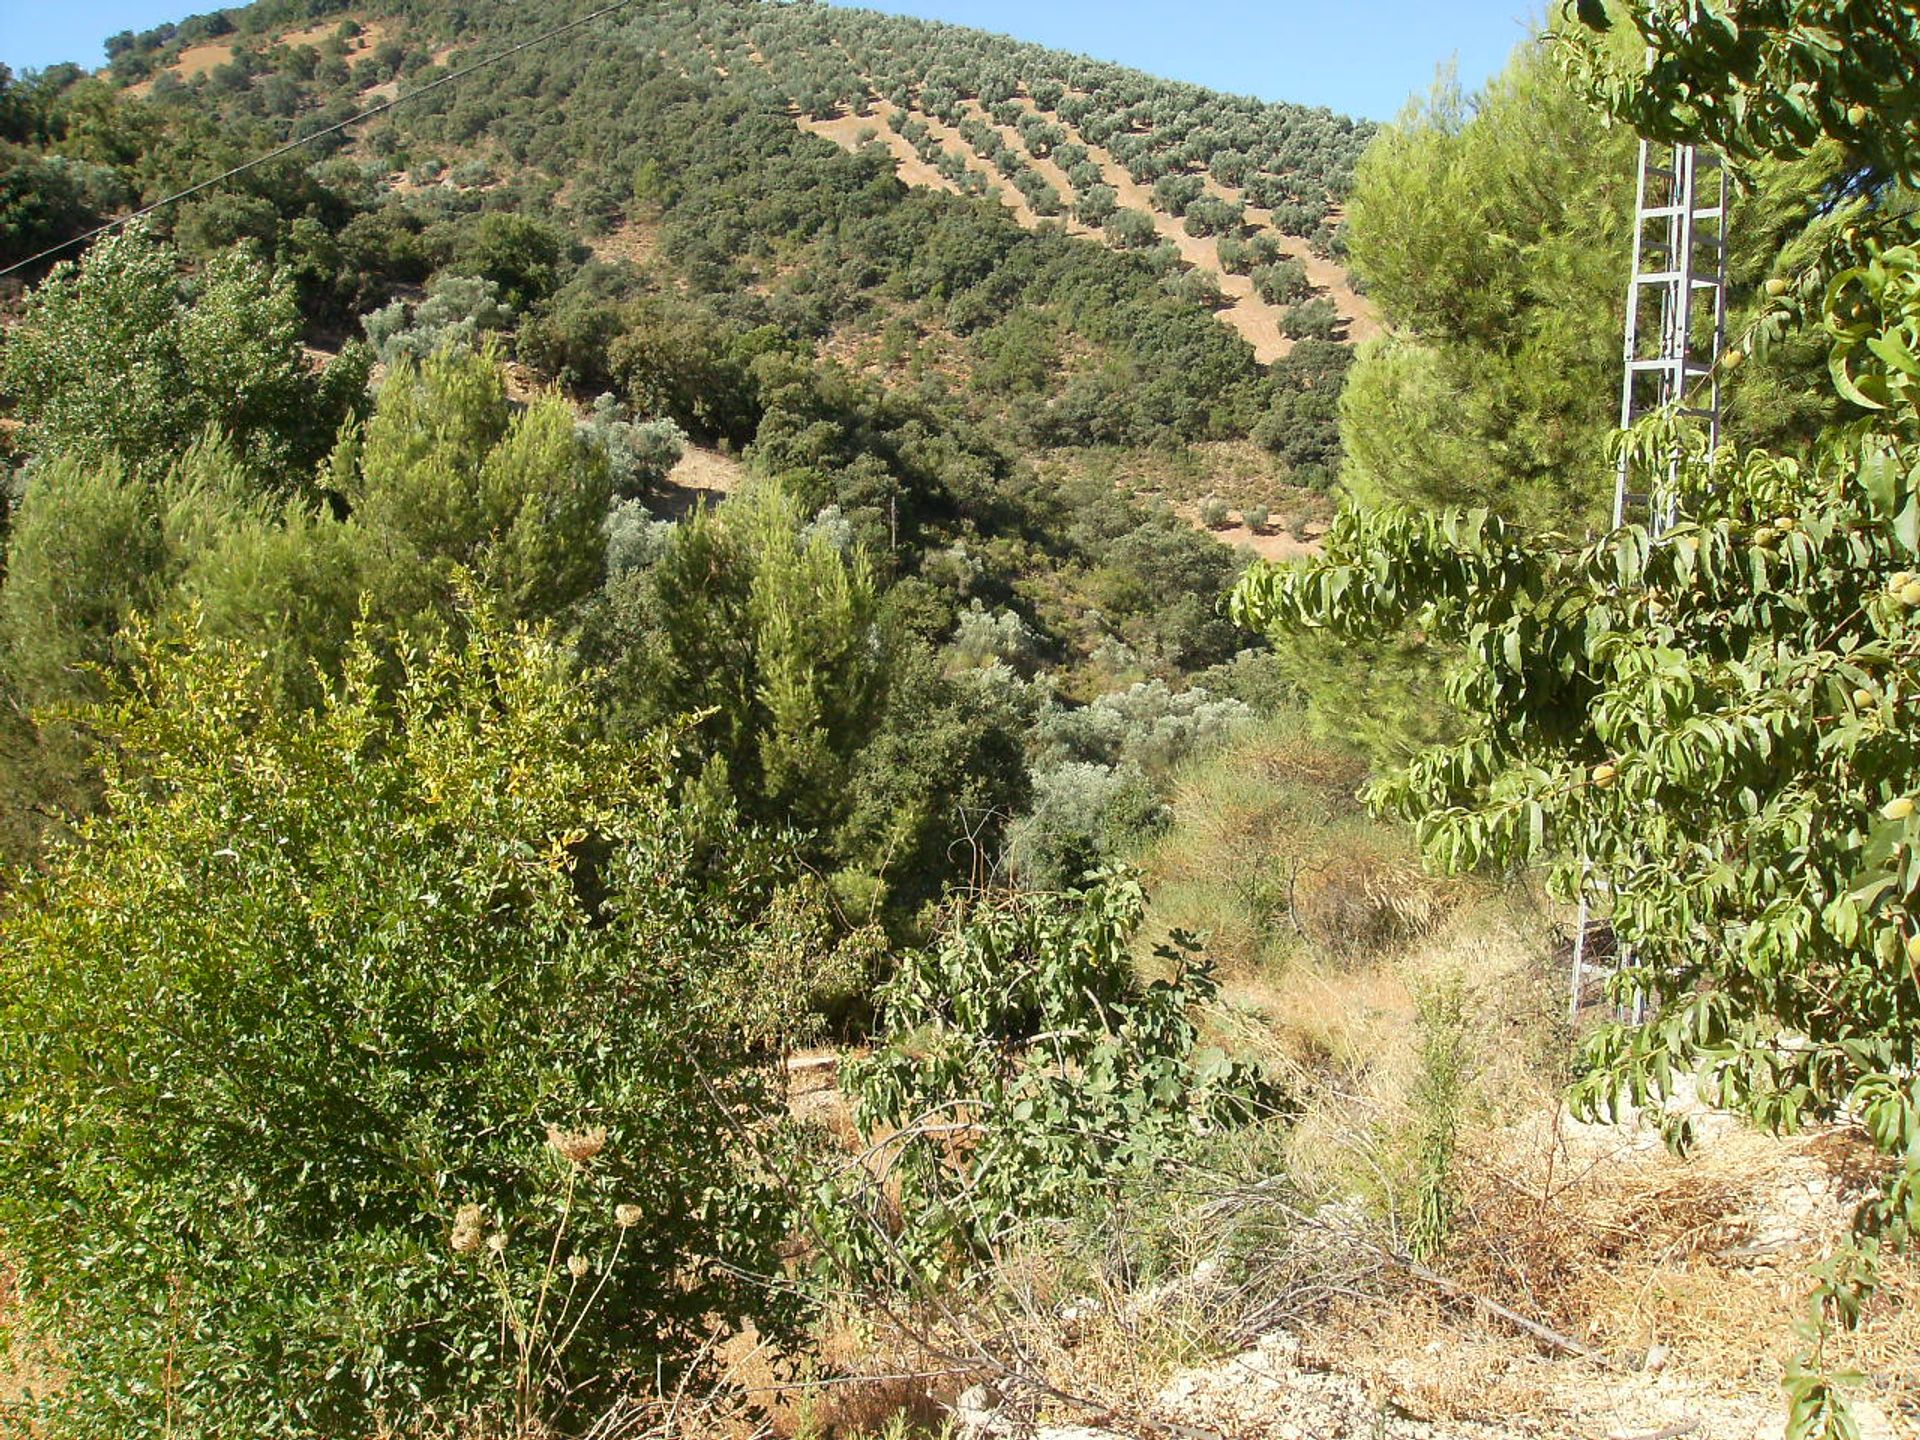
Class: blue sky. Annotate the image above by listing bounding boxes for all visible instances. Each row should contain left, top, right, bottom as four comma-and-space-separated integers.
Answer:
0, 0, 1539, 121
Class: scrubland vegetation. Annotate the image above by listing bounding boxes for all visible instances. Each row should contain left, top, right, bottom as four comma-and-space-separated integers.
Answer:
1, 0, 1918, 1437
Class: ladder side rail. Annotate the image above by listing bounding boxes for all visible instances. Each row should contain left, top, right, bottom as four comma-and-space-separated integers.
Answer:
1615, 138, 1655, 531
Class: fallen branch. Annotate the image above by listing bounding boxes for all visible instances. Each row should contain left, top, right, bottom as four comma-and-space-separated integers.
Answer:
1392, 1252, 1617, 1369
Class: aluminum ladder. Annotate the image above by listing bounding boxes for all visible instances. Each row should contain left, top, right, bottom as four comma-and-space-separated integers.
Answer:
1569, 139, 1728, 1021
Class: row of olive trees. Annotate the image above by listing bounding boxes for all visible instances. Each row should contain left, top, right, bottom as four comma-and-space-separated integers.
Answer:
641, 0, 1367, 216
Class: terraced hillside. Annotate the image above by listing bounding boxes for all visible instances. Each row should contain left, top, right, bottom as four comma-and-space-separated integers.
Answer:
706, 4, 1379, 361
106, 6, 1371, 343
66, 0, 1373, 533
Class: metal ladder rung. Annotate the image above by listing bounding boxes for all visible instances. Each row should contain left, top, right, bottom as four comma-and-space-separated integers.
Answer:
1584, 139, 1727, 1026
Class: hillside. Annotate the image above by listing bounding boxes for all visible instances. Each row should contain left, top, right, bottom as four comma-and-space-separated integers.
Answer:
4, 3, 1920, 1439
101, 0, 1375, 363
67, 0, 1369, 495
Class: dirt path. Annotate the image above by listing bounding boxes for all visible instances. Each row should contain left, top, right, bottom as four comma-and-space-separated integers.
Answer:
800, 106, 1046, 229
955, 99, 1092, 224
651, 444, 747, 520
782, 69, 1373, 367
1056, 125, 1291, 361
913, 105, 1065, 226
1001, 96, 1376, 352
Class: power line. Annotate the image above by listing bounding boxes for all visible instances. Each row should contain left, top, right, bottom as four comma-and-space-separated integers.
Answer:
0, 0, 641, 280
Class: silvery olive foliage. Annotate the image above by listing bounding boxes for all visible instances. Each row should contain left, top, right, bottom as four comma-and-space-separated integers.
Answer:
363, 271, 515, 366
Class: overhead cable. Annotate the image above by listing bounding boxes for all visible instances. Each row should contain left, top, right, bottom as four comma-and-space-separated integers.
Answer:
0, 0, 640, 279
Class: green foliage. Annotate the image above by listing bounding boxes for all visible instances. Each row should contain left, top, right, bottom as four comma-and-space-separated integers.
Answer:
0, 612, 816, 1438
1251, 256, 1308, 305
1007, 680, 1251, 886
587, 481, 1035, 924
1559, 0, 1920, 186
1405, 978, 1469, 1259
449, 211, 578, 309
363, 271, 515, 365
0, 452, 165, 708
328, 347, 611, 630
1341, 46, 1636, 530
590, 482, 883, 838
575, 393, 686, 501
0, 226, 365, 480
1234, 243, 1920, 1437
820, 872, 1281, 1285
0, 143, 124, 262
1280, 295, 1340, 341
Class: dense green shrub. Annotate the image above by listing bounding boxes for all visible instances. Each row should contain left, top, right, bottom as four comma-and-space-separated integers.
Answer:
822, 871, 1280, 1284
363, 271, 515, 363
327, 347, 612, 629
1251, 256, 1309, 305
0, 614, 822, 1438
1280, 295, 1340, 340
0, 226, 364, 480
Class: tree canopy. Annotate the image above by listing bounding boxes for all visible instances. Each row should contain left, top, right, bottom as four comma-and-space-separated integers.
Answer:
1235, 7, 1920, 1431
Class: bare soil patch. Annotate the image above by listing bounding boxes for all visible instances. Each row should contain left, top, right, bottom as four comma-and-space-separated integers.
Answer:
651, 444, 748, 521
585, 217, 664, 270
1188, 512, 1322, 563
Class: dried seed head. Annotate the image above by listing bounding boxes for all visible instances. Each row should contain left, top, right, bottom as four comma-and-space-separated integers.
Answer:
486, 1232, 508, 1255
547, 1124, 608, 1165
450, 1202, 487, 1254
567, 1254, 590, 1280
615, 1203, 643, 1229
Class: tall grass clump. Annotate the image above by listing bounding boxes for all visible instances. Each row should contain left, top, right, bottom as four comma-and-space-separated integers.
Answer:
1133, 710, 1448, 982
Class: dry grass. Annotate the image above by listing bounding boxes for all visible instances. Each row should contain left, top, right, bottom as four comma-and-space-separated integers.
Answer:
1133, 715, 1473, 1002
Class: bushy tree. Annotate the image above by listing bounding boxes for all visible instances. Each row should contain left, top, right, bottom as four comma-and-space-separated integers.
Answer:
327, 347, 611, 629
0, 226, 365, 480
449, 213, 577, 308
1251, 255, 1309, 305
1280, 295, 1340, 340
0, 612, 821, 1438
1339, 46, 1635, 530
1236, 7, 1920, 1430
363, 271, 516, 364
589, 482, 889, 849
